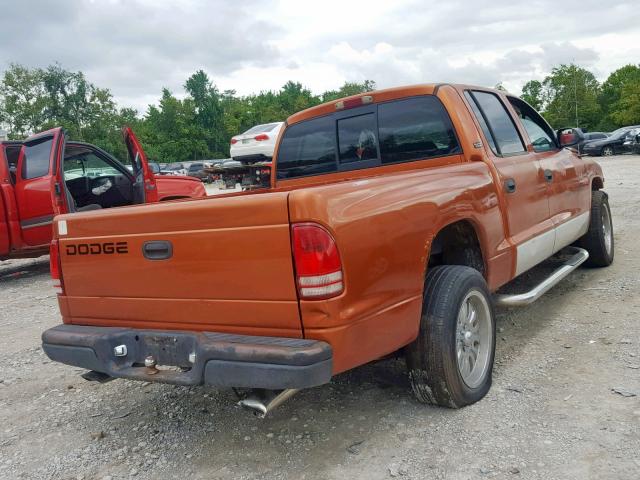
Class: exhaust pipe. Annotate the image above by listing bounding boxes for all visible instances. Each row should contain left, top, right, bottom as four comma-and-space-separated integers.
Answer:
238, 389, 299, 418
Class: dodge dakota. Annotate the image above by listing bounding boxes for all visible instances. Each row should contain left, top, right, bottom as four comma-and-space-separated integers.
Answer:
42, 84, 613, 414
0, 127, 206, 260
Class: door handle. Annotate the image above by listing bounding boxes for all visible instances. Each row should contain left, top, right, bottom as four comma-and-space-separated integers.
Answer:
142, 240, 173, 260
504, 178, 516, 193
544, 169, 553, 182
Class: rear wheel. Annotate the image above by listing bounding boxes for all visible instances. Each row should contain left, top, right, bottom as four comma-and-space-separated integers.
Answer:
579, 191, 614, 267
405, 265, 495, 408
602, 146, 614, 156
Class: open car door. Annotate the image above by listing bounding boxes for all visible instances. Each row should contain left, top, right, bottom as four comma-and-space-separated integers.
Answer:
122, 126, 158, 203
15, 127, 67, 247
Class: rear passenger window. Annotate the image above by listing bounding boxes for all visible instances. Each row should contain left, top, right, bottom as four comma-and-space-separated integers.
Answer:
338, 113, 378, 164
276, 116, 337, 179
469, 91, 526, 156
379, 96, 460, 164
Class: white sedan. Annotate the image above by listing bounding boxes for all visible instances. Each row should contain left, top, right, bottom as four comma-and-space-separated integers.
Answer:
230, 122, 283, 162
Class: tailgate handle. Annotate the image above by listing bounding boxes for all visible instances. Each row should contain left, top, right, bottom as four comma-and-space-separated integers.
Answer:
142, 241, 173, 260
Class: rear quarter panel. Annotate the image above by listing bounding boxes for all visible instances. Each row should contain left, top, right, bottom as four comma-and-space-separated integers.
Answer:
288, 161, 507, 373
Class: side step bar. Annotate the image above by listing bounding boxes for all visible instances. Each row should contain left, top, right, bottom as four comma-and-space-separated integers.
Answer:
494, 247, 589, 308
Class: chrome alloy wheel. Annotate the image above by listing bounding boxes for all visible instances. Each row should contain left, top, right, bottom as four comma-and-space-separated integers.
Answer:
602, 202, 613, 256
455, 290, 493, 388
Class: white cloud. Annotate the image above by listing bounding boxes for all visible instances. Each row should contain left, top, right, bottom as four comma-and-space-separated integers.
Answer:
0, 0, 638, 111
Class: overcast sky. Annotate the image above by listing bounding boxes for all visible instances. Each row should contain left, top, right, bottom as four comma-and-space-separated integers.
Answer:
1, 0, 639, 112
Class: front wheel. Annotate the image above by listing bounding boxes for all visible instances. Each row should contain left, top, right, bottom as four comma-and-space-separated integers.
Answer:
602, 146, 614, 156
579, 191, 614, 267
405, 265, 495, 408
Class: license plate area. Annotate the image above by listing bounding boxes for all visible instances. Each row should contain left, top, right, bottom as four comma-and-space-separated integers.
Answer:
134, 333, 196, 369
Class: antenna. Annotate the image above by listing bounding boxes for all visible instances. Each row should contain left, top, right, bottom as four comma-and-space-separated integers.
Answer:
573, 59, 579, 128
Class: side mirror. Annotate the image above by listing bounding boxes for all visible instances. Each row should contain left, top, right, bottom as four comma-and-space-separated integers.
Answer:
557, 128, 584, 148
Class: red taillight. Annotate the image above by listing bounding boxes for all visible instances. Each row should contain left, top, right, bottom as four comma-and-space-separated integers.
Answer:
254, 134, 269, 141
230, 138, 238, 144
49, 240, 64, 295
292, 223, 343, 299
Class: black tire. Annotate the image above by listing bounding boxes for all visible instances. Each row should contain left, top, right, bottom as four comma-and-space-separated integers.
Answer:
602, 146, 614, 156
405, 265, 495, 408
579, 191, 614, 267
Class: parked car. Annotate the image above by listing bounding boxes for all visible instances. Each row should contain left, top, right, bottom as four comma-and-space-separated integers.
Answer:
577, 131, 609, 154
230, 122, 283, 162
582, 125, 640, 156
0, 127, 206, 260
164, 162, 188, 176
42, 84, 612, 416
186, 162, 208, 181
623, 128, 640, 154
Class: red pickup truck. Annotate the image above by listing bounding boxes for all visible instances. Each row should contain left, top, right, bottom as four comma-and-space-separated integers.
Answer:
0, 127, 206, 260
42, 84, 613, 415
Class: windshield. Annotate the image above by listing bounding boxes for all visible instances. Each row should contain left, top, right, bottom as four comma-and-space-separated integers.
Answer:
609, 128, 632, 140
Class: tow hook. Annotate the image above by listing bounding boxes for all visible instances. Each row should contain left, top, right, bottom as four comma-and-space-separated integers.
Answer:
144, 356, 159, 375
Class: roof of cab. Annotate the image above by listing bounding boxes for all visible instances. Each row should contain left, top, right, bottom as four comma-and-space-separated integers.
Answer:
285, 83, 506, 127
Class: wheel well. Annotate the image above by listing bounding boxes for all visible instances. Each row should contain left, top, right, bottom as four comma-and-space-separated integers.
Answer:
592, 177, 604, 190
159, 196, 190, 202
428, 220, 485, 275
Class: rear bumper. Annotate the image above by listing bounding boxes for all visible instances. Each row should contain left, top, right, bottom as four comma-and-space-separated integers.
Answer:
230, 143, 274, 159
42, 324, 332, 389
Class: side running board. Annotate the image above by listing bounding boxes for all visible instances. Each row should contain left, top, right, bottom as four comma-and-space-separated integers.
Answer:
494, 247, 589, 308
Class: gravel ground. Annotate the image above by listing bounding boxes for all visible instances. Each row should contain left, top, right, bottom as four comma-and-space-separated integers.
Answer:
1, 155, 639, 480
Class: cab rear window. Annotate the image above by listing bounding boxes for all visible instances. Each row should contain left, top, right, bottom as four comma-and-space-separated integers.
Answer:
276, 95, 460, 180
275, 115, 336, 179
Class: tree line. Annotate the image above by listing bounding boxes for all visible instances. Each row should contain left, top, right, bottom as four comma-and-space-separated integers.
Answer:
0, 62, 638, 164
520, 64, 640, 132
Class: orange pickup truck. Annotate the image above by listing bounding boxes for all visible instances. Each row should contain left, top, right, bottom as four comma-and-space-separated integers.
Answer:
42, 84, 613, 414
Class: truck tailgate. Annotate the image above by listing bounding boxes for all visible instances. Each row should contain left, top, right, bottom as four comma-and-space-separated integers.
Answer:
54, 192, 303, 337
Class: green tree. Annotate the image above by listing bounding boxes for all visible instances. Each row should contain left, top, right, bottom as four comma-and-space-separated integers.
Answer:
609, 82, 640, 126
0, 64, 48, 137
0, 63, 383, 163
184, 70, 226, 156
521, 80, 543, 111
598, 64, 640, 129
321, 80, 376, 102
541, 64, 601, 130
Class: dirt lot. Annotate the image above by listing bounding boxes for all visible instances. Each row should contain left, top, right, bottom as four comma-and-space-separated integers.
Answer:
1, 155, 639, 480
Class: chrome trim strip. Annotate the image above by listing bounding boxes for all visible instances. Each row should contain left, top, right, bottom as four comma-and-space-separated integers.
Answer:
20, 214, 54, 229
